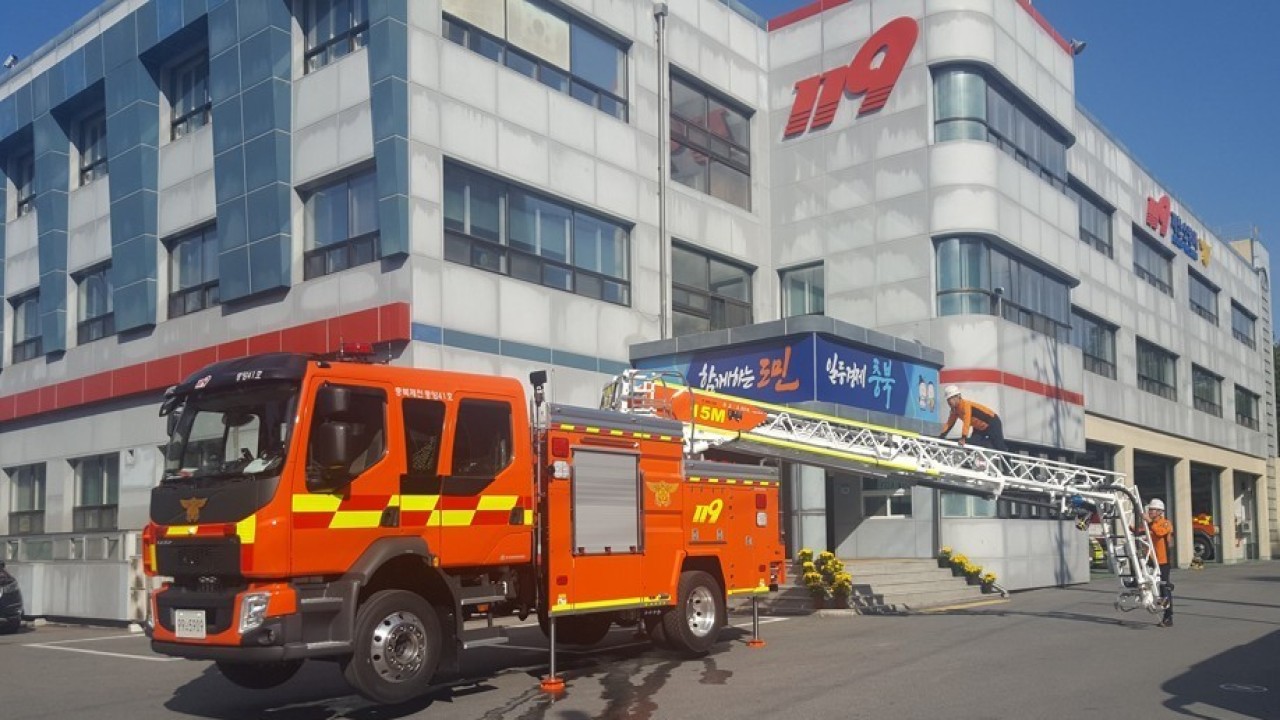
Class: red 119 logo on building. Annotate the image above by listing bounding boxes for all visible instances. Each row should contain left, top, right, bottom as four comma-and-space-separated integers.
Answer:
784, 17, 920, 138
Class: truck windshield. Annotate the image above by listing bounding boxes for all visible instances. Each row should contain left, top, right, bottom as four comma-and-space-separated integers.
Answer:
164, 383, 299, 481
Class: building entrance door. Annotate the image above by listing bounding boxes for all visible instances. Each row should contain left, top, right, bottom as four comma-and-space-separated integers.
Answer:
1234, 472, 1260, 560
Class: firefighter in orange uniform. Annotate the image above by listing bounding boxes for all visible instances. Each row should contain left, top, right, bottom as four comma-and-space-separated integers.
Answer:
1141, 498, 1175, 627
938, 385, 1009, 452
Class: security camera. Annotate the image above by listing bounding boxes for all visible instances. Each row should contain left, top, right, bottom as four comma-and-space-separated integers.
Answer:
2, 55, 18, 69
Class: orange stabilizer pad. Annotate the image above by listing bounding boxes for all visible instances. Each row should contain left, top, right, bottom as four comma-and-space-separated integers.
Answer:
747, 639, 767, 648
540, 676, 566, 693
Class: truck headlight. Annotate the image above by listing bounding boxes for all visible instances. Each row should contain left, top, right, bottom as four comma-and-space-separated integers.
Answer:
239, 592, 271, 634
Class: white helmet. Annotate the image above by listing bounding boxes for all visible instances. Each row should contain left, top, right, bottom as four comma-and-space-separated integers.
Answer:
1147, 498, 1165, 511
944, 385, 962, 400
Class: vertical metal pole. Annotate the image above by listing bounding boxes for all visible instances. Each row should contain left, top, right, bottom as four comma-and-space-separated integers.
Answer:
747, 595, 765, 648
655, 3, 670, 339
540, 614, 565, 692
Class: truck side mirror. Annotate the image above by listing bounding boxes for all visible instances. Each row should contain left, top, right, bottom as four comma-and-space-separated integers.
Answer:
314, 385, 353, 419
166, 411, 180, 437
306, 420, 357, 492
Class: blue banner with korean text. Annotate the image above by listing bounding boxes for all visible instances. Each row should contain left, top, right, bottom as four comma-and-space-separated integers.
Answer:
634, 336, 816, 405
814, 337, 939, 421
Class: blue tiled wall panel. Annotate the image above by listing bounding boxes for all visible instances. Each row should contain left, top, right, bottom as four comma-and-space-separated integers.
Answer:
156, 0, 184, 40
367, 5, 410, 260
135, 1, 159, 53
33, 114, 69, 354
103, 13, 138, 71
0, 183, 6, 365
368, 0, 410, 26
106, 56, 161, 332
368, 15, 408, 83
84, 36, 105, 87
210, 0, 293, 302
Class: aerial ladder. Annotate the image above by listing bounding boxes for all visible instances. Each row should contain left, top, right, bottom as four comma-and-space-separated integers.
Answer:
602, 370, 1167, 615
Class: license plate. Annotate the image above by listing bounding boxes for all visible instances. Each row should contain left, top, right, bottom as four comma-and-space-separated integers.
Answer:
174, 609, 207, 639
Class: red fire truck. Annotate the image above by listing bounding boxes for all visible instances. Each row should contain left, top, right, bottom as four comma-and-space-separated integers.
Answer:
143, 348, 785, 703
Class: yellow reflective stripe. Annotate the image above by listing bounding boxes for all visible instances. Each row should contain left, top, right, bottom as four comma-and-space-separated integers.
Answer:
235, 516, 256, 545
559, 424, 576, 431
741, 433, 936, 475
609, 429, 624, 436
549, 596, 667, 614
386, 495, 401, 508
293, 494, 343, 512
727, 586, 771, 596
523, 510, 534, 526
400, 495, 439, 512
329, 511, 383, 529
477, 495, 518, 511
147, 546, 157, 568
166, 525, 198, 536
440, 510, 476, 526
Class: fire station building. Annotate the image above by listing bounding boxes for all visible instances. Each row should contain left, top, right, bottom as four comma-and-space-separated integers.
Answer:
0, 0, 1272, 619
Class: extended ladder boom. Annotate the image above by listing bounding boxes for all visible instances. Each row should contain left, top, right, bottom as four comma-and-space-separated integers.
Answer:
602, 370, 1167, 614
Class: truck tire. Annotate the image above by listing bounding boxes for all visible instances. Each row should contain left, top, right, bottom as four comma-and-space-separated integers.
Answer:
661, 571, 724, 656
343, 589, 442, 705
1193, 533, 1215, 562
215, 660, 303, 689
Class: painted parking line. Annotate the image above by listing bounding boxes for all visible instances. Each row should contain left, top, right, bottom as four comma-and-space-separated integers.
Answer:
25, 633, 180, 662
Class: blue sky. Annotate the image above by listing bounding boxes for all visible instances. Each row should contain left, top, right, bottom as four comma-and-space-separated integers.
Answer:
2, 0, 1277, 329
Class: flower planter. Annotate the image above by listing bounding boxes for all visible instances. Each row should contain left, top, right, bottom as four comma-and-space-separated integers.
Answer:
810, 596, 826, 610
951, 566, 964, 577
966, 575, 981, 585
981, 583, 995, 594
937, 557, 951, 568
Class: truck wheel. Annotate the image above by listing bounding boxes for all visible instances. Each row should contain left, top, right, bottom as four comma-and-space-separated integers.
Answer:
343, 590, 441, 705
216, 660, 303, 689
661, 571, 724, 656
1193, 533, 1215, 562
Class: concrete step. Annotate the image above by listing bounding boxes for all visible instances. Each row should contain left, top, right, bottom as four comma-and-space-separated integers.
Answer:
733, 557, 989, 615
846, 568, 961, 586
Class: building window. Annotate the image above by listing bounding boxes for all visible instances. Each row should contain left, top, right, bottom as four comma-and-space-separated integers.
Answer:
303, 0, 369, 73
76, 265, 114, 344
1187, 270, 1218, 325
933, 66, 1068, 191
1136, 337, 1177, 401
168, 225, 220, 318
442, 0, 628, 120
1235, 385, 1260, 430
167, 52, 211, 140
862, 478, 911, 518
1191, 365, 1222, 417
670, 73, 751, 210
10, 291, 41, 363
1133, 228, 1173, 296
780, 263, 823, 317
1070, 308, 1116, 380
936, 236, 1071, 341
671, 242, 752, 336
941, 491, 996, 518
444, 162, 631, 304
7, 463, 45, 536
10, 151, 34, 219
72, 453, 119, 532
1065, 180, 1113, 257
304, 169, 380, 279
76, 109, 109, 186
1231, 302, 1256, 349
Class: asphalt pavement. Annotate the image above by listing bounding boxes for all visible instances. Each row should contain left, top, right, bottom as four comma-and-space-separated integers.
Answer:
1, 561, 1277, 719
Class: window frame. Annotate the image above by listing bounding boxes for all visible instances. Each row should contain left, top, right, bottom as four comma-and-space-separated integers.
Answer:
936, 236, 1071, 342
10, 290, 41, 363
441, 4, 629, 121
10, 151, 35, 219
303, 0, 370, 74
671, 240, 754, 336
861, 477, 912, 519
76, 108, 109, 186
669, 70, 752, 210
167, 224, 221, 318
1065, 179, 1114, 258
71, 452, 120, 532
7, 463, 46, 536
1231, 301, 1257, 349
166, 50, 211, 141
1191, 364, 1222, 417
779, 262, 824, 318
1070, 308, 1117, 380
941, 490, 996, 518
443, 161, 632, 305
75, 263, 115, 345
1136, 337, 1177, 401
303, 168, 381, 280
1235, 384, 1260, 430
1187, 269, 1219, 325
1132, 227, 1174, 297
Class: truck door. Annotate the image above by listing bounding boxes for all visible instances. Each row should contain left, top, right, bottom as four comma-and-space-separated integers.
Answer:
292, 381, 399, 575
399, 397, 445, 555
438, 397, 531, 567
